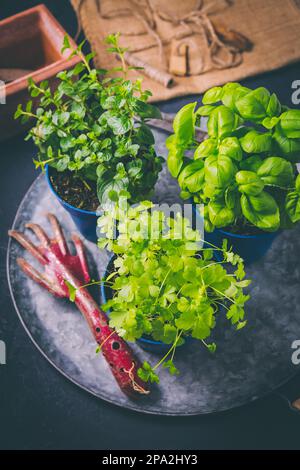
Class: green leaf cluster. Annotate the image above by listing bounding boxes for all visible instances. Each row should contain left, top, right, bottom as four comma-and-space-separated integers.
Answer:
98, 202, 251, 381
15, 34, 163, 206
167, 83, 300, 233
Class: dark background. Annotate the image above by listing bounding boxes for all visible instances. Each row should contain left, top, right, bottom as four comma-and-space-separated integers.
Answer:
1, 0, 300, 450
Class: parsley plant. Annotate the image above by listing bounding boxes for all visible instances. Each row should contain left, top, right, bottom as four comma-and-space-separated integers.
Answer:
97, 202, 251, 382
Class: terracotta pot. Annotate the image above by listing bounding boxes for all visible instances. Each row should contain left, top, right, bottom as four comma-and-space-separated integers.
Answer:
0, 4, 82, 141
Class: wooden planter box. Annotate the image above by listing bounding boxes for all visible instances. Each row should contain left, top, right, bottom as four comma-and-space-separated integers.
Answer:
0, 4, 81, 141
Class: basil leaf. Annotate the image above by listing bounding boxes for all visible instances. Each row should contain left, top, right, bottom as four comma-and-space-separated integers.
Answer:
166, 135, 184, 177
286, 190, 300, 223
207, 105, 241, 138
225, 187, 241, 214
280, 109, 300, 139
240, 155, 263, 173
194, 138, 217, 159
203, 206, 215, 232
241, 191, 280, 231
235, 87, 270, 121
236, 170, 264, 196
173, 102, 196, 145
221, 83, 249, 111
178, 160, 205, 193
240, 130, 272, 154
273, 126, 300, 162
219, 137, 242, 161
269, 187, 295, 230
208, 200, 235, 228
204, 154, 236, 188
296, 173, 300, 192
202, 86, 223, 104
257, 156, 294, 187
262, 116, 280, 130
266, 93, 281, 117
203, 182, 223, 199
196, 105, 216, 116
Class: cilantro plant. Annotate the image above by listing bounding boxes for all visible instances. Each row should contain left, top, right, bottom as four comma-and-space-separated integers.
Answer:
97, 202, 251, 382
15, 34, 163, 207
167, 83, 300, 233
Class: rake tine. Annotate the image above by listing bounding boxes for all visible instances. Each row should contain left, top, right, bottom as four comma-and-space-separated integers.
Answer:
8, 230, 46, 265
47, 213, 68, 256
72, 233, 91, 283
17, 258, 65, 297
25, 223, 50, 247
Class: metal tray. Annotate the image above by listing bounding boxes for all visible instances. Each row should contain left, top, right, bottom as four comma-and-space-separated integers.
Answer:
7, 130, 300, 415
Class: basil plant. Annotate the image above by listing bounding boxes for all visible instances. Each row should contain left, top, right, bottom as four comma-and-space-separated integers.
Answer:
167, 83, 300, 233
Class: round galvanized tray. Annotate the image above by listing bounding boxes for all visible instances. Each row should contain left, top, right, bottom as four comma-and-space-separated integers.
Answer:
7, 130, 300, 415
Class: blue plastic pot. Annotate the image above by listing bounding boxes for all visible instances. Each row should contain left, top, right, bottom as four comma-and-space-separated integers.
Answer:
101, 257, 187, 354
192, 203, 280, 265
204, 228, 280, 265
45, 165, 98, 243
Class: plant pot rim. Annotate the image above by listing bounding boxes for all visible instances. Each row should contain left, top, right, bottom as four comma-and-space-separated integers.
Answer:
45, 164, 97, 216
191, 201, 280, 240
215, 227, 281, 240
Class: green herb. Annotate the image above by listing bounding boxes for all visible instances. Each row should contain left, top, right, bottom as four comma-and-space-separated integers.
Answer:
15, 34, 163, 206
167, 83, 300, 233
97, 202, 251, 381
64, 280, 76, 302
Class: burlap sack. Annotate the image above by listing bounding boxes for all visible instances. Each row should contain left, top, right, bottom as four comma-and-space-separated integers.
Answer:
71, 0, 300, 102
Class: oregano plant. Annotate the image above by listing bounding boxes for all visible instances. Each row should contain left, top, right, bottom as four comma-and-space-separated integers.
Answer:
15, 34, 163, 208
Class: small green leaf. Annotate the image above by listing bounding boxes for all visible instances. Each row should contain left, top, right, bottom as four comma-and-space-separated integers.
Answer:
173, 102, 196, 145
107, 115, 132, 135
14, 104, 24, 120
162, 360, 180, 375
236, 321, 247, 330
138, 362, 160, 384
64, 280, 77, 302
286, 190, 300, 223
206, 342, 217, 353
196, 105, 216, 116
280, 109, 300, 138
208, 200, 235, 228
61, 35, 71, 53
134, 100, 162, 119
202, 86, 223, 104
178, 160, 204, 193
207, 105, 241, 138
262, 116, 279, 129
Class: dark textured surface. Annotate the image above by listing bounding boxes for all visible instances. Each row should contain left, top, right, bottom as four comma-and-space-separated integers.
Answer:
1, 0, 300, 450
